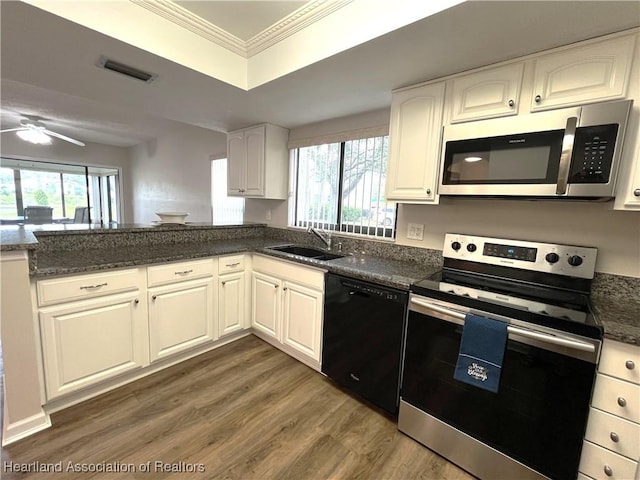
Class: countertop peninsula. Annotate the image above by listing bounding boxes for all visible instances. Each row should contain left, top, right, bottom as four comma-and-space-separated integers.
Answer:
2, 223, 638, 345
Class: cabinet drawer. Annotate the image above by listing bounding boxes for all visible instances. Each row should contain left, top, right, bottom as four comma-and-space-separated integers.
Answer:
147, 259, 213, 287
579, 441, 638, 480
253, 254, 325, 290
218, 254, 245, 274
592, 374, 640, 424
599, 340, 640, 385
586, 408, 640, 460
37, 269, 142, 306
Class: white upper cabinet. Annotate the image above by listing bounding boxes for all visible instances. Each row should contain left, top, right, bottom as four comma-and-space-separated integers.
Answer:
614, 143, 640, 210
386, 81, 446, 203
530, 35, 636, 112
227, 123, 289, 199
449, 63, 524, 123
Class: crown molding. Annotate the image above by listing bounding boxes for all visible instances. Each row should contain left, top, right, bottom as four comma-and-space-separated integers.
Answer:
130, 0, 353, 59
246, 0, 353, 57
130, 0, 247, 57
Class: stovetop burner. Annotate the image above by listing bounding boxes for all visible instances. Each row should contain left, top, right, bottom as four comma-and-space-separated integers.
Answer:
411, 234, 604, 339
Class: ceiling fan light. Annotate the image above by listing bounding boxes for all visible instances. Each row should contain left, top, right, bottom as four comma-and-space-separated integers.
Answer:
17, 129, 52, 145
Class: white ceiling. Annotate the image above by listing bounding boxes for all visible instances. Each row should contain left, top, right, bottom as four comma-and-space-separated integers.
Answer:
1, 1, 639, 148
173, 1, 308, 41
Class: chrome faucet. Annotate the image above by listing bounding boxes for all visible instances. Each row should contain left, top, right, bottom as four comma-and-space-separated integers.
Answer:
307, 226, 332, 250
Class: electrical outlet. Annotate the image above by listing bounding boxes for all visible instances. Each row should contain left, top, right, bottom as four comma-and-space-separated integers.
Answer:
407, 223, 424, 241
266, 209, 272, 221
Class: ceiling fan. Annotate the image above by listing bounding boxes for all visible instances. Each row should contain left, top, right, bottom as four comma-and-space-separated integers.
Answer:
0, 118, 85, 146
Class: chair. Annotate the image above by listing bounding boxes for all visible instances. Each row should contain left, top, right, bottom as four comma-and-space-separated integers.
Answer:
73, 206, 89, 223
23, 206, 53, 224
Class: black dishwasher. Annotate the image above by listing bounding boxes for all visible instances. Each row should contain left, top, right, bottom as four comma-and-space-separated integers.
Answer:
321, 274, 408, 415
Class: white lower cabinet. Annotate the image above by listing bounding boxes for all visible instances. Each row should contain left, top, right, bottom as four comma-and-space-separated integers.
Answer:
251, 271, 282, 340
282, 281, 322, 361
218, 254, 250, 338
251, 255, 325, 370
579, 339, 640, 480
39, 290, 146, 400
148, 277, 215, 363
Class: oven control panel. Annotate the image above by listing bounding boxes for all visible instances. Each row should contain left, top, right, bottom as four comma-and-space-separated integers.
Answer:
444, 234, 597, 279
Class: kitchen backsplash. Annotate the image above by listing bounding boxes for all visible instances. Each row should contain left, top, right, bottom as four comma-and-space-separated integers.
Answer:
33, 224, 266, 252
265, 227, 443, 267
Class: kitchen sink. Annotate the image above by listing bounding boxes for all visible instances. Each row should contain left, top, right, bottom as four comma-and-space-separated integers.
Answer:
268, 245, 345, 261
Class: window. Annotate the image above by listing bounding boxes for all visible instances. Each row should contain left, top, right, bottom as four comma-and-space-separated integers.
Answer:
211, 158, 244, 224
0, 158, 120, 224
290, 135, 395, 238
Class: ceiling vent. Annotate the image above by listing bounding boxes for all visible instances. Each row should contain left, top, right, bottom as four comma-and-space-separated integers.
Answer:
97, 56, 157, 83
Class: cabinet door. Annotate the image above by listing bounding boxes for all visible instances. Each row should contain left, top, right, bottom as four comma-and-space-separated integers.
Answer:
218, 271, 246, 337
530, 35, 636, 112
282, 281, 323, 362
614, 147, 640, 210
39, 291, 145, 399
251, 271, 281, 340
244, 125, 266, 196
148, 277, 214, 363
450, 63, 523, 123
386, 82, 445, 202
227, 131, 246, 196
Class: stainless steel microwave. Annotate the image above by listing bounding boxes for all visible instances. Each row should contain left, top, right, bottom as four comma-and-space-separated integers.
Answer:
439, 100, 632, 199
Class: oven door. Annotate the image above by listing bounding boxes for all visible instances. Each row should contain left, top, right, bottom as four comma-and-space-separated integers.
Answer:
401, 295, 599, 480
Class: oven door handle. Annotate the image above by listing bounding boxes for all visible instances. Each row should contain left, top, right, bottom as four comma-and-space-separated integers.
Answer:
410, 298, 596, 353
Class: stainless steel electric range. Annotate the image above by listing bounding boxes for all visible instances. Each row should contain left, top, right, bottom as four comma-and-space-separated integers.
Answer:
399, 233, 602, 480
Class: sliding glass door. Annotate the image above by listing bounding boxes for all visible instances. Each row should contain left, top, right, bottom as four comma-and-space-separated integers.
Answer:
0, 158, 121, 225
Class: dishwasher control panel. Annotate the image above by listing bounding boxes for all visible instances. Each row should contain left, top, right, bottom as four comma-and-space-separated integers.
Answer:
342, 280, 405, 302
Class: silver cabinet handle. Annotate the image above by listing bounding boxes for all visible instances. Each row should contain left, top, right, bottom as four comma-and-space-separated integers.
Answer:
610, 432, 619, 442
80, 282, 108, 290
508, 99, 515, 107
604, 465, 613, 477
634, 188, 640, 197
225, 262, 240, 268
274, 285, 278, 289
152, 295, 157, 301
617, 397, 627, 407
556, 116, 578, 195
626, 360, 635, 370
174, 269, 193, 275
221, 281, 226, 286
425, 188, 432, 195
410, 298, 596, 353
535, 94, 542, 103
134, 299, 139, 305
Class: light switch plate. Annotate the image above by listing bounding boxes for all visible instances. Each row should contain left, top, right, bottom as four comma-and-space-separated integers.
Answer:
407, 223, 424, 240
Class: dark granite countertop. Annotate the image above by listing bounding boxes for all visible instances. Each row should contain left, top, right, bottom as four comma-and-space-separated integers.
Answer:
34, 239, 439, 290
591, 295, 640, 346
7, 224, 638, 345
0, 223, 265, 251
0, 228, 39, 251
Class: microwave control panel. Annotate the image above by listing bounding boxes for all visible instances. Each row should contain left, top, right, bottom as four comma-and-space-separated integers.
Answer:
569, 124, 619, 183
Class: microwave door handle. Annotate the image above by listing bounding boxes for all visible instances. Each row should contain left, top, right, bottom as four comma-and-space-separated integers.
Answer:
556, 116, 578, 195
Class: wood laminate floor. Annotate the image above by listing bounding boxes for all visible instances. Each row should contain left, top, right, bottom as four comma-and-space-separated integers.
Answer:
1, 336, 475, 480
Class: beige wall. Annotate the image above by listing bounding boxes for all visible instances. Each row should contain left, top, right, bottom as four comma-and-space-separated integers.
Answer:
397, 199, 640, 277
129, 124, 227, 224
248, 109, 640, 278
0, 134, 133, 222
1, 251, 50, 445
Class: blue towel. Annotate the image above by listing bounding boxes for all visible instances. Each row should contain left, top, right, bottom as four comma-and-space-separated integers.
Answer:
453, 313, 508, 393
